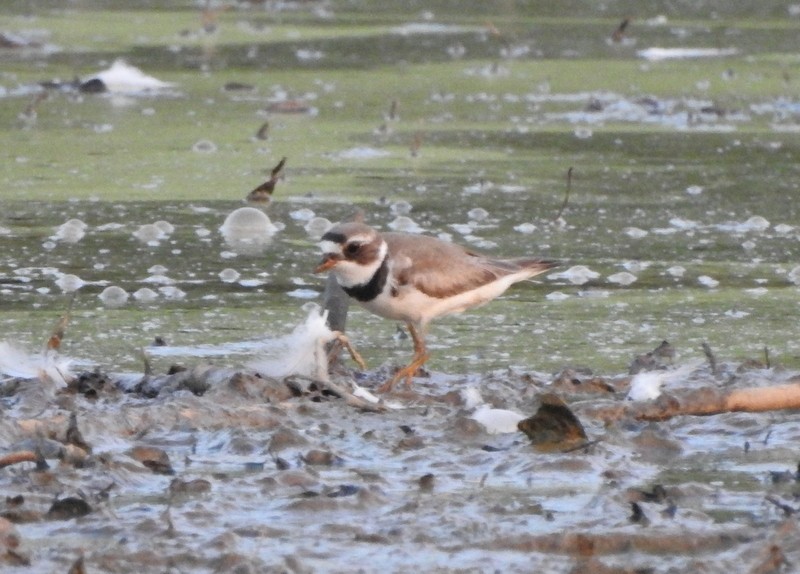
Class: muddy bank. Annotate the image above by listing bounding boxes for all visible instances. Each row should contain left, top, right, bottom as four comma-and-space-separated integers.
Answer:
2, 347, 799, 573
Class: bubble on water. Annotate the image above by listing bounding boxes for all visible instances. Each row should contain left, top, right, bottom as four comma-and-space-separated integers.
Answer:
578, 289, 609, 298
388, 216, 423, 233
132, 287, 159, 302
622, 261, 650, 273
513, 223, 537, 234
296, 48, 324, 61
336, 146, 390, 159
449, 223, 473, 235
740, 216, 770, 232
0, 226, 11, 236
54, 219, 88, 243
718, 215, 770, 234
96, 222, 124, 231
219, 207, 277, 255
741, 240, 756, 251
607, 271, 638, 286
390, 200, 413, 215
148, 264, 168, 274
55, 274, 85, 293
286, 288, 319, 299
462, 181, 492, 195
196, 227, 211, 238
304, 217, 333, 240
290, 208, 315, 221
238, 278, 266, 287
499, 184, 526, 194
549, 265, 600, 285
744, 287, 768, 297
159, 286, 186, 300
133, 223, 165, 244
666, 265, 686, 278
787, 266, 800, 286
724, 309, 750, 318
154, 220, 175, 235
467, 207, 489, 221
624, 227, 648, 238
574, 126, 593, 139
685, 185, 704, 196
446, 43, 466, 59
219, 268, 240, 283
192, 139, 217, 153
698, 275, 719, 288
144, 274, 174, 285
545, 291, 570, 301
774, 224, 794, 234
464, 235, 497, 249
669, 217, 699, 230
99, 286, 129, 307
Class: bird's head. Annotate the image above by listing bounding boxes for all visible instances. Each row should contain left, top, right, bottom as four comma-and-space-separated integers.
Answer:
315, 223, 386, 287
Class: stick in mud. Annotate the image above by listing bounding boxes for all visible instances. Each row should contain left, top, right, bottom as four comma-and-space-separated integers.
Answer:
584, 382, 800, 422
554, 166, 573, 221
701, 341, 717, 375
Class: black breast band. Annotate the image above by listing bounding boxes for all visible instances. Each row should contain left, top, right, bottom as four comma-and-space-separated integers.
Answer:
342, 257, 389, 302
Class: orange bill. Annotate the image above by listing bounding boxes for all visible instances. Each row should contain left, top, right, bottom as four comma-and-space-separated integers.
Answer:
314, 254, 340, 273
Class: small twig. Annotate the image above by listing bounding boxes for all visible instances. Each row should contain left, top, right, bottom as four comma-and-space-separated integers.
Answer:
764, 346, 771, 369
255, 120, 269, 140
0, 450, 39, 469
560, 438, 602, 454
701, 342, 717, 375
66, 411, 92, 453
409, 132, 423, 157
554, 166, 573, 221
314, 377, 386, 413
611, 17, 631, 43
765, 495, 796, 516
46, 293, 76, 351
138, 347, 152, 376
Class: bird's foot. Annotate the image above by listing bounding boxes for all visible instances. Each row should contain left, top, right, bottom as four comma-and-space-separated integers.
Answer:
377, 353, 429, 393
328, 332, 367, 371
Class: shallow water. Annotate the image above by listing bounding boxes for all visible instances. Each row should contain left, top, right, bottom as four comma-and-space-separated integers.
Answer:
2, 1, 800, 572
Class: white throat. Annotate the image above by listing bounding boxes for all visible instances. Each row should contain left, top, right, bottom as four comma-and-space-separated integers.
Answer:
332, 241, 388, 288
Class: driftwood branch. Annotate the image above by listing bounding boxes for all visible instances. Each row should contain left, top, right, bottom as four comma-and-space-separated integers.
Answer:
309, 376, 385, 413
477, 527, 752, 555
582, 382, 800, 423
0, 451, 38, 470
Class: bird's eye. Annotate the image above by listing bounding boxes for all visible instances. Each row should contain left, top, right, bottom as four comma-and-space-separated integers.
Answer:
344, 242, 360, 256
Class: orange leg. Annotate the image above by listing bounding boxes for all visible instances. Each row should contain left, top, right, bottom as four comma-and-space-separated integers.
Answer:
377, 323, 429, 393
328, 331, 367, 370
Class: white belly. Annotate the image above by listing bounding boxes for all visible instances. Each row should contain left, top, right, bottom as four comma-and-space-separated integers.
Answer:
358, 271, 527, 327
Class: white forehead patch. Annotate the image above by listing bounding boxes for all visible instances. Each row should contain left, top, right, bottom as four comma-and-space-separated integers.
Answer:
347, 233, 375, 245
318, 240, 342, 255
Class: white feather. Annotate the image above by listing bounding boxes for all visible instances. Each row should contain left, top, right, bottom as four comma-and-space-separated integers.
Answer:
626, 360, 703, 401
471, 404, 526, 435
90, 59, 175, 92
0, 341, 73, 388
463, 386, 526, 434
248, 305, 336, 381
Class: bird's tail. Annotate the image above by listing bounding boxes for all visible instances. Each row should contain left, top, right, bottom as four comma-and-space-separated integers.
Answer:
512, 258, 560, 276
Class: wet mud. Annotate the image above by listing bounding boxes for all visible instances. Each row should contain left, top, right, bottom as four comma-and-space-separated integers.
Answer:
2, 345, 800, 573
